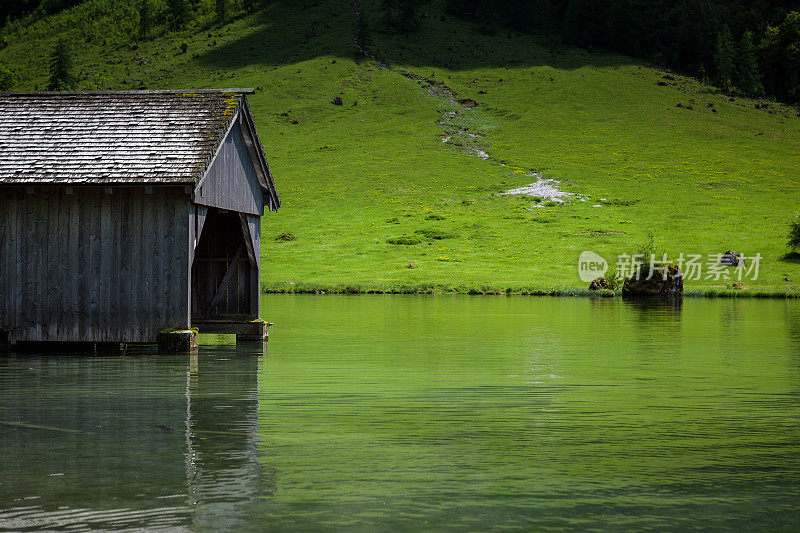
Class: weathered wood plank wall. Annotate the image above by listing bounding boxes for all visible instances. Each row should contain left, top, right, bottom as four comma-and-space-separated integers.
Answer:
0, 186, 191, 343
194, 121, 264, 216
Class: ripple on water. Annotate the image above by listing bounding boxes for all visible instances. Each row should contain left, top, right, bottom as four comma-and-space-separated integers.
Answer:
1, 295, 800, 530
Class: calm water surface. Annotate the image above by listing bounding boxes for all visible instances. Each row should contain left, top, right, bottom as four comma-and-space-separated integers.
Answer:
2, 295, 800, 531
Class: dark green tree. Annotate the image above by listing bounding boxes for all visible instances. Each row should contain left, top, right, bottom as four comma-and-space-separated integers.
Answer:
762, 11, 800, 102
734, 30, 762, 96
0, 64, 14, 90
48, 39, 76, 90
530, 0, 555, 32
356, 10, 371, 50
397, 0, 418, 31
382, 0, 394, 20
499, 0, 534, 32
242, 0, 268, 14
167, 0, 191, 29
562, 0, 590, 46
139, 0, 151, 38
435, 0, 800, 104
38, 0, 82, 16
444, 0, 467, 17
215, 0, 226, 23
697, 64, 709, 85
381, 0, 418, 31
713, 24, 735, 90
789, 214, 800, 252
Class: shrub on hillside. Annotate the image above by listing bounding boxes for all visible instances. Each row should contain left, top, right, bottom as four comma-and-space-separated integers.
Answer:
415, 228, 456, 240
275, 232, 296, 242
789, 215, 800, 252
636, 231, 657, 260
622, 231, 661, 280
387, 235, 422, 245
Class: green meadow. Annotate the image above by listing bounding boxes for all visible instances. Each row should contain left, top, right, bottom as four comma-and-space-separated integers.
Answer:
1, 0, 798, 295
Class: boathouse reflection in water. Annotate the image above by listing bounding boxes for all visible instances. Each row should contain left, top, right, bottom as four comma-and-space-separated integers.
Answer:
0, 345, 272, 530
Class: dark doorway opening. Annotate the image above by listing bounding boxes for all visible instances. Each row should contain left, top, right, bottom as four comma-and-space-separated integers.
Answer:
191, 207, 257, 322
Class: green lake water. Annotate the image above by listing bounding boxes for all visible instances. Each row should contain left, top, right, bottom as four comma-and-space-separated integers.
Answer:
2, 295, 800, 531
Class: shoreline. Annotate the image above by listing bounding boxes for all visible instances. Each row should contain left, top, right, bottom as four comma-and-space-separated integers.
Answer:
261, 284, 800, 299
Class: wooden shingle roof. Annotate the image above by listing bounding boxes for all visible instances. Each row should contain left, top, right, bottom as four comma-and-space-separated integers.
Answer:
0, 90, 278, 207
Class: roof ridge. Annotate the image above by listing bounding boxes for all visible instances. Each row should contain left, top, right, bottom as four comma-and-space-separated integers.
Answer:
0, 89, 255, 96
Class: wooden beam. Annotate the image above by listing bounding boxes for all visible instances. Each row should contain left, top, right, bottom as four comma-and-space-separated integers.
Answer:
193, 320, 265, 336
188, 203, 195, 266
239, 213, 257, 268
196, 205, 208, 247
203, 244, 244, 315
193, 257, 249, 262
245, 213, 261, 317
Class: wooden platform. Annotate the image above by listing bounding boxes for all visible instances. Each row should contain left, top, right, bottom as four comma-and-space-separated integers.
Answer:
192, 316, 271, 341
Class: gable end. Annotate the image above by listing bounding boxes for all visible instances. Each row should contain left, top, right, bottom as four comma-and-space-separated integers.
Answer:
194, 115, 264, 215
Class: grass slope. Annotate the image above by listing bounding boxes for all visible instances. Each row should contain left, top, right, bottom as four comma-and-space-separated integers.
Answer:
1, 0, 798, 295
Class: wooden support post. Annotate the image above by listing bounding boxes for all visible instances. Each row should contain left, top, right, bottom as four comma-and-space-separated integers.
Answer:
157, 329, 199, 354
235, 320, 271, 343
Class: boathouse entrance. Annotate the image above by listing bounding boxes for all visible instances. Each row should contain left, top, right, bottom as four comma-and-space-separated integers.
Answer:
191, 206, 261, 333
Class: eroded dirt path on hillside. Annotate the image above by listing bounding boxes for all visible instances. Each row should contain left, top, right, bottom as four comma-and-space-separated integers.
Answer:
351, 0, 489, 161
349, 0, 589, 203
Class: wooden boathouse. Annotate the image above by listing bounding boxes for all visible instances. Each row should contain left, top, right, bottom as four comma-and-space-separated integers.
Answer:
0, 89, 280, 350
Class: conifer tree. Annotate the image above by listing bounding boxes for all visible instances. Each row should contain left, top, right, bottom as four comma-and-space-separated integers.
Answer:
242, 0, 262, 14
215, 0, 226, 23
762, 11, 800, 102
734, 30, 762, 96
713, 24, 734, 91
397, 0, 417, 31
48, 39, 76, 91
382, 0, 417, 30
139, 0, 151, 38
167, 0, 190, 29
562, 0, 586, 46
382, 0, 394, 22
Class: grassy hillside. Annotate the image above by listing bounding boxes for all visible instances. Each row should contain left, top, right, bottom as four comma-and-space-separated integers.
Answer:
1, 0, 799, 295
